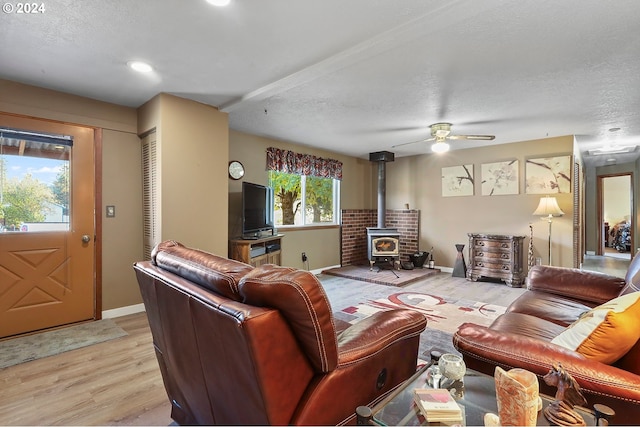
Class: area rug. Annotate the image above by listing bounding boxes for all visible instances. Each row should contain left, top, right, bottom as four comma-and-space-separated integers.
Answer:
327, 278, 508, 359
0, 318, 128, 369
322, 264, 441, 287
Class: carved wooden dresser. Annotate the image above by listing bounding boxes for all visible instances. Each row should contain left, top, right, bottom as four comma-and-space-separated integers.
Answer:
467, 233, 526, 287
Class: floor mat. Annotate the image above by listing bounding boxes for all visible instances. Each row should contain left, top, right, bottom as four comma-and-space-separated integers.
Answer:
0, 318, 128, 369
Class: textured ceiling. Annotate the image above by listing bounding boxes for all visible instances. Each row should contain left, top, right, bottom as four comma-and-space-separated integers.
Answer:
1, 0, 639, 165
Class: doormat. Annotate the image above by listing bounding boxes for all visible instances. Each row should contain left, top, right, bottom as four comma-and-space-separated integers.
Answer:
322, 264, 440, 287
0, 318, 128, 369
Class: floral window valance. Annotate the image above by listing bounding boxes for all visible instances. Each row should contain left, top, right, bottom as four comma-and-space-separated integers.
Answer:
266, 147, 343, 180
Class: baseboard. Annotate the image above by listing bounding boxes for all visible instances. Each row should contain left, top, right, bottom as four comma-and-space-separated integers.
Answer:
312, 264, 341, 275
102, 303, 145, 319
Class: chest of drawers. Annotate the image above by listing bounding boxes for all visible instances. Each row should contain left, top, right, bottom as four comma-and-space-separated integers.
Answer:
467, 233, 526, 287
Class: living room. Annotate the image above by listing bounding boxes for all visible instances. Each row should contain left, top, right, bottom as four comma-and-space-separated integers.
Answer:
2, 79, 622, 317
2, 1, 640, 424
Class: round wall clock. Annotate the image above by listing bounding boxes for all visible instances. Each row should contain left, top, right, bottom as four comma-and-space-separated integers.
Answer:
228, 160, 245, 180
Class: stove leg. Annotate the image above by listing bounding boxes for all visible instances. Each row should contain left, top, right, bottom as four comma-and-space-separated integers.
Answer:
369, 260, 375, 271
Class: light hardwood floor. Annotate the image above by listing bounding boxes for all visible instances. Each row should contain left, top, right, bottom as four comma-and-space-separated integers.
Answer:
0, 313, 172, 426
0, 255, 629, 426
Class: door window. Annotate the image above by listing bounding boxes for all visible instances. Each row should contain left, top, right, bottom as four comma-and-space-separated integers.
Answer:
0, 128, 71, 233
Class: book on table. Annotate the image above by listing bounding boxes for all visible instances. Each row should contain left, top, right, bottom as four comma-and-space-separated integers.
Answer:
413, 388, 463, 422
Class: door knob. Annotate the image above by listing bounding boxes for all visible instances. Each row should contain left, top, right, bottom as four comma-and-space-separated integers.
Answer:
82, 235, 91, 243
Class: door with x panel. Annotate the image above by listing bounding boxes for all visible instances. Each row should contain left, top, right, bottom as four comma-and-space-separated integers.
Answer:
0, 114, 95, 338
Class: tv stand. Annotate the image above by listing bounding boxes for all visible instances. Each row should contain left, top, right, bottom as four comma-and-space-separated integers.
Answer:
229, 234, 283, 267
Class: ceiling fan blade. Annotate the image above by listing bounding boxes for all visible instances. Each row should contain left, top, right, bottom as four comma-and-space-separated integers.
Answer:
391, 136, 435, 148
448, 134, 495, 141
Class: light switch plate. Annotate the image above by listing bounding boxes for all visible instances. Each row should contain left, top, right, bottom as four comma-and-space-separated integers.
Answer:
106, 205, 115, 218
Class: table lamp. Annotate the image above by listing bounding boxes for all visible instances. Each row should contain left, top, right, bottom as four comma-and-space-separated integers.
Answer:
532, 196, 564, 265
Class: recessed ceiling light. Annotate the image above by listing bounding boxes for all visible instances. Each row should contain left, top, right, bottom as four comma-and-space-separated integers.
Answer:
127, 61, 153, 73
206, 0, 231, 6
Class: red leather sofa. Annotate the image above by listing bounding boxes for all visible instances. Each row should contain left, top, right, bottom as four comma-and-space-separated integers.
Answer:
134, 240, 427, 425
453, 252, 640, 425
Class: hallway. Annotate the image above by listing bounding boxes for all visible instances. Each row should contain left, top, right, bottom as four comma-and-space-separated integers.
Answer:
582, 253, 632, 278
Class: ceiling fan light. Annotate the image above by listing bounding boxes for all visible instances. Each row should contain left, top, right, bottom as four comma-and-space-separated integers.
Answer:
127, 61, 153, 73
432, 141, 450, 153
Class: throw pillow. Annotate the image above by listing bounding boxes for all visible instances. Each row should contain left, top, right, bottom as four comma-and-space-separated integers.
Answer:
551, 292, 640, 364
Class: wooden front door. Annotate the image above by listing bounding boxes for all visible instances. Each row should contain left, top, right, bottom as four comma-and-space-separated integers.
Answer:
0, 114, 96, 338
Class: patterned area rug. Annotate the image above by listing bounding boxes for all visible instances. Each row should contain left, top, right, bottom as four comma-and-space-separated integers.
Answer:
332, 288, 507, 358
0, 318, 128, 369
322, 264, 441, 287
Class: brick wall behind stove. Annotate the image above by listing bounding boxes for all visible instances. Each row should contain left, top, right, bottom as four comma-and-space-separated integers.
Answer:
340, 209, 420, 265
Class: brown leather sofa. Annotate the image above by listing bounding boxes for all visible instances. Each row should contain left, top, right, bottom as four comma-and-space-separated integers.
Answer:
134, 240, 427, 425
454, 252, 640, 425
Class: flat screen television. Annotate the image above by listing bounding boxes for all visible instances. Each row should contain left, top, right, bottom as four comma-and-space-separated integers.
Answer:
242, 181, 275, 238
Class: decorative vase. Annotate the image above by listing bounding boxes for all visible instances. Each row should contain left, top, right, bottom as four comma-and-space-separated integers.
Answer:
452, 244, 467, 278
495, 367, 540, 426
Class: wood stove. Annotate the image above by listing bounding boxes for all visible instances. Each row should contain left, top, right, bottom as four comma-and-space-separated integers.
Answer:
367, 227, 400, 270
367, 151, 400, 270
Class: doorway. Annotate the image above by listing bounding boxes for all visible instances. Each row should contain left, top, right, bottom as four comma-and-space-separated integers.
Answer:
597, 173, 633, 260
0, 114, 97, 338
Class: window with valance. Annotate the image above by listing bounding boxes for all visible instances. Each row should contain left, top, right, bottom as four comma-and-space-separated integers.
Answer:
266, 147, 341, 227
266, 147, 342, 180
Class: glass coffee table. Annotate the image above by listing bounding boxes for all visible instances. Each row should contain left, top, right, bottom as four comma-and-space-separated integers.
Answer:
357, 362, 597, 426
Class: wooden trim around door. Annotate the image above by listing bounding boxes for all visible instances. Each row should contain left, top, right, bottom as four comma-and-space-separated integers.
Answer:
95, 128, 103, 319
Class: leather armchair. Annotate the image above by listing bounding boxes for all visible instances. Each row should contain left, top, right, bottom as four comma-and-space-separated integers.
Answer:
454, 252, 640, 425
134, 241, 427, 425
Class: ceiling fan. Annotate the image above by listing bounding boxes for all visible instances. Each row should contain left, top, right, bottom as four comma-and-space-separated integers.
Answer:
392, 122, 495, 153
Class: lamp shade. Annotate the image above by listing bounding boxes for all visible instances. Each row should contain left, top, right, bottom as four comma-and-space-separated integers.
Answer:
533, 196, 564, 217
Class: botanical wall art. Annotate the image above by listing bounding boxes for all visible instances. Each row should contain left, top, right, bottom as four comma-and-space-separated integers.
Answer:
442, 164, 474, 197
525, 155, 571, 194
481, 160, 519, 196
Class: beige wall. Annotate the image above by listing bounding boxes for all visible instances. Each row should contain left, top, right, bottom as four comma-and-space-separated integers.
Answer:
139, 94, 229, 255
385, 136, 576, 269
228, 130, 374, 270
0, 79, 143, 311
102, 129, 144, 309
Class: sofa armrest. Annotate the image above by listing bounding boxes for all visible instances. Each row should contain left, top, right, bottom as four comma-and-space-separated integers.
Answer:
453, 323, 640, 405
336, 309, 426, 364
528, 265, 625, 304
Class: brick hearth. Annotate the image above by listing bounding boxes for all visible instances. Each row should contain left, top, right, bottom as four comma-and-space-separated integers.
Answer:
341, 209, 419, 265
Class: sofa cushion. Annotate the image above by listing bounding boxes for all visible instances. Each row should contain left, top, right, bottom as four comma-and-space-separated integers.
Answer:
239, 264, 338, 373
151, 240, 253, 300
551, 292, 640, 364
489, 312, 566, 342
506, 290, 596, 327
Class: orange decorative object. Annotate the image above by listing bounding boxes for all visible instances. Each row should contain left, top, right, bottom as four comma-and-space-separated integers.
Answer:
495, 367, 540, 426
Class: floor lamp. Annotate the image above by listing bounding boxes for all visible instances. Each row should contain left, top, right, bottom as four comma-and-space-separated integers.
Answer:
533, 195, 565, 265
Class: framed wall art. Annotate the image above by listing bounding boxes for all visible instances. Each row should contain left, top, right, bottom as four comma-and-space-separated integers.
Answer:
442, 164, 474, 197
481, 159, 519, 195
525, 155, 571, 194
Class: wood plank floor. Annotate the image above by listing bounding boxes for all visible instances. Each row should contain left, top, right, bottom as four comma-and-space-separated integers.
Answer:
0, 313, 172, 426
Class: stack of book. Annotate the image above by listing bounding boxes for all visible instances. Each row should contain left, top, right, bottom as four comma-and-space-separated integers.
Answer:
413, 388, 463, 424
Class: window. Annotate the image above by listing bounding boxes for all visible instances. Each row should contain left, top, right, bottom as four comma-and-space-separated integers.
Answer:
0, 128, 71, 232
269, 171, 340, 226
266, 147, 342, 227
